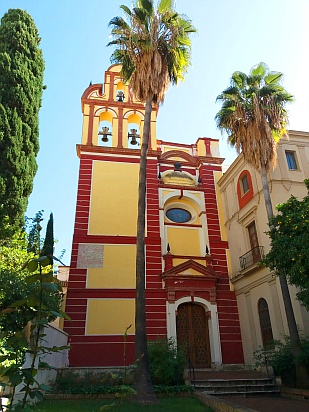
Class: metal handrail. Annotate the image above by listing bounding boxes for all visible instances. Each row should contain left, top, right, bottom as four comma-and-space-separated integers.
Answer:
188, 358, 196, 389
239, 246, 264, 271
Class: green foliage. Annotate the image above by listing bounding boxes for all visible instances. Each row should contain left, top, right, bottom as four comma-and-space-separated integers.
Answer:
31, 398, 212, 412
40, 213, 54, 265
108, 0, 196, 103
254, 335, 309, 386
153, 384, 193, 395
0, 215, 69, 410
27, 211, 44, 255
0, 9, 45, 236
53, 371, 129, 394
0, 263, 65, 409
0, 214, 61, 338
215, 62, 293, 172
52, 370, 192, 397
262, 180, 309, 309
148, 338, 185, 386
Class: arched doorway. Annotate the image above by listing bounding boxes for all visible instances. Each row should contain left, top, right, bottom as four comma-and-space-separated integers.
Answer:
176, 302, 211, 368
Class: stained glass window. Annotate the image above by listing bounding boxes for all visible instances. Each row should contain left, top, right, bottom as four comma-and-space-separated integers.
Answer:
166, 208, 191, 223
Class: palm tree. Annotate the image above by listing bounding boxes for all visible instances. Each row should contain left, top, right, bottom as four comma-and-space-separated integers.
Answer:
216, 62, 309, 387
108, 0, 196, 400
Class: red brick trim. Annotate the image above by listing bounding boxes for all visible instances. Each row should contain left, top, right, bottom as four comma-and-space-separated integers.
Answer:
237, 170, 254, 209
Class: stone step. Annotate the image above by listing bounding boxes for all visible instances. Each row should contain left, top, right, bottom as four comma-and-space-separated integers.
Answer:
200, 388, 281, 396
193, 378, 274, 386
195, 384, 278, 392
191, 376, 279, 396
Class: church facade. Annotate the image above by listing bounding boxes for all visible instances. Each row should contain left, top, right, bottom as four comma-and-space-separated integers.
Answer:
64, 65, 244, 368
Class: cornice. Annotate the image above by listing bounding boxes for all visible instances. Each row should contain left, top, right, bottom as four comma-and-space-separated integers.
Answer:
76, 144, 160, 159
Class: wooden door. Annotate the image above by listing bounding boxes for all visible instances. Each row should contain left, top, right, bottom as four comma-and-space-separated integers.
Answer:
176, 303, 211, 368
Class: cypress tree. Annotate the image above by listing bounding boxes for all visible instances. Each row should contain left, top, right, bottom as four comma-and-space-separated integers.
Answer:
41, 212, 54, 265
0, 9, 44, 235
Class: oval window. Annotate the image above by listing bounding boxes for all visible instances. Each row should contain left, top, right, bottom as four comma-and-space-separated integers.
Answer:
166, 208, 191, 223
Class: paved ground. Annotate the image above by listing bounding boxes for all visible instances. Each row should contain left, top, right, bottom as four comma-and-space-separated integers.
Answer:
193, 370, 309, 411
220, 395, 309, 412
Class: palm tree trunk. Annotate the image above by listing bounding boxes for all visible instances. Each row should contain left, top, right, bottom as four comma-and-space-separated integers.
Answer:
260, 163, 275, 224
134, 96, 156, 401
260, 162, 309, 388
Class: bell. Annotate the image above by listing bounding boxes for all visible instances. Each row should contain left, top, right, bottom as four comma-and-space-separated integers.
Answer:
128, 128, 140, 145
99, 126, 112, 142
130, 136, 137, 145
116, 90, 125, 102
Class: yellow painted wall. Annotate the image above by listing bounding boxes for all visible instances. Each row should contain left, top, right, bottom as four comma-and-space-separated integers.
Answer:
111, 118, 119, 147
163, 147, 190, 154
179, 268, 204, 276
197, 139, 206, 156
82, 116, 89, 145
92, 116, 100, 145
150, 112, 157, 149
87, 245, 136, 288
86, 299, 135, 335
89, 161, 138, 236
167, 227, 201, 256
214, 171, 227, 241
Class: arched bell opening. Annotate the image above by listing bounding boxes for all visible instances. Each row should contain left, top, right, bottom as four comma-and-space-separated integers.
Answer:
127, 113, 143, 149
98, 111, 113, 147
115, 80, 126, 102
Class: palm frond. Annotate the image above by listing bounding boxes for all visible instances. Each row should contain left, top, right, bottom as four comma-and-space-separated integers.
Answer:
137, 0, 154, 16
108, 0, 195, 102
108, 16, 129, 29
120, 5, 132, 17
158, 0, 173, 13
215, 62, 294, 171
264, 71, 282, 85
132, 7, 148, 25
250, 62, 267, 77
231, 71, 247, 89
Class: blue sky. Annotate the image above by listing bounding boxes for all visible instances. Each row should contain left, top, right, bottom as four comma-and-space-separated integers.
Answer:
0, 0, 308, 264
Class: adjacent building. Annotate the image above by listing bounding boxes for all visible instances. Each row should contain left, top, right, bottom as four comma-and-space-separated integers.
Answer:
217, 131, 309, 363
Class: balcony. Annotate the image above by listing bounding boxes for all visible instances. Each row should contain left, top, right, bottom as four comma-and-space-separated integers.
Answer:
239, 246, 264, 271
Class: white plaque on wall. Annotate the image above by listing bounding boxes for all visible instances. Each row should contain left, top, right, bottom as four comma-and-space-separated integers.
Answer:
76, 243, 104, 268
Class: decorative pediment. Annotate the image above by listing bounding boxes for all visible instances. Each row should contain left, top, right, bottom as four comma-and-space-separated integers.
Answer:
161, 259, 218, 281
161, 260, 219, 304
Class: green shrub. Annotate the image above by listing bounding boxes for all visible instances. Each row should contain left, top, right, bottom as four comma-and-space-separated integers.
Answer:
53, 370, 128, 393
148, 338, 185, 386
254, 335, 309, 386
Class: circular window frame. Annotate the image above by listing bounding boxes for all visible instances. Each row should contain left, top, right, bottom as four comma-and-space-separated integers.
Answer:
166, 208, 191, 223
165, 202, 197, 224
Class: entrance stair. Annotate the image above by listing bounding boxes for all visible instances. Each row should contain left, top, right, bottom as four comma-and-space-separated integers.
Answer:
190, 369, 280, 396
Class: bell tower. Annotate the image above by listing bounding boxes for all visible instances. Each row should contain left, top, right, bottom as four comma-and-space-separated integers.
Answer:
81, 64, 158, 149
64, 65, 162, 367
